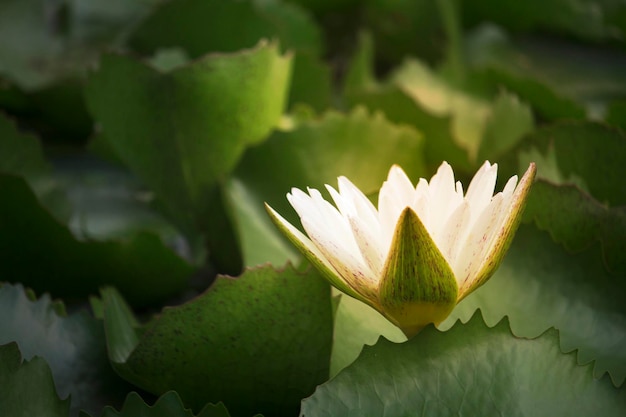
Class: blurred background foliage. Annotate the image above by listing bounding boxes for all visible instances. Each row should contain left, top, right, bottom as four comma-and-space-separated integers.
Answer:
1, 0, 625, 416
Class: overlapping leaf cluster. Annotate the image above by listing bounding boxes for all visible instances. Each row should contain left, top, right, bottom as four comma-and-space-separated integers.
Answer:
1, 0, 625, 416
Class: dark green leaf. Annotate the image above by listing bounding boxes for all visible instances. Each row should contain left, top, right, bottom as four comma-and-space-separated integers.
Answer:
510, 121, 626, 206
130, 0, 321, 57
441, 224, 626, 386
85, 41, 292, 273
0, 111, 49, 178
0, 342, 70, 417
0, 283, 131, 416
288, 53, 332, 111
303, 312, 626, 417
606, 99, 626, 129
93, 391, 239, 417
362, 0, 444, 66
0, 0, 158, 89
54, 155, 186, 246
104, 264, 332, 416
523, 180, 626, 275
466, 28, 626, 118
0, 111, 70, 219
463, 0, 624, 41
0, 174, 192, 306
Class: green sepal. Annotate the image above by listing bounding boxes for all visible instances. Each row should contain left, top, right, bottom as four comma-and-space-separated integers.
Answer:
379, 207, 458, 337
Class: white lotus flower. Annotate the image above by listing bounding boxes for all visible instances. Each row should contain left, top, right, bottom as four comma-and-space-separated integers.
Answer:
266, 161, 536, 337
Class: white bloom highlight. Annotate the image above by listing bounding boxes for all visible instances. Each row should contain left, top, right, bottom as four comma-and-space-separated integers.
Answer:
266, 161, 536, 337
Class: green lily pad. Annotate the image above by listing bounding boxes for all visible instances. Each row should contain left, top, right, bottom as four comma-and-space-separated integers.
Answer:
103, 264, 332, 416
88, 391, 244, 417
0, 284, 134, 416
84, 40, 292, 273
0, 174, 193, 306
524, 180, 626, 275
300, 314, 626, 417
330, 292, 405, 377
441, 224, 626, 386
0, 342, 70, 417
303, 312, 626, 417
235, 106, 425, 228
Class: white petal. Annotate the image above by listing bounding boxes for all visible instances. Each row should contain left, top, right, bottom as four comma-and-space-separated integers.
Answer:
338, 177, 380, 228
289, 187, 362, 268
347, 215, 385, 276
459, 163, 536, 298
378, 165, 416, 251
326, 180, 385, 276
301, 216, 379, 299
453, 193, 505, 288
426, 161, 464, 240
411, 178, 431, 226
288, 186, 379, 299
436, 200, 471, 266
501, 175, 518, 201
465, 161, 498, 217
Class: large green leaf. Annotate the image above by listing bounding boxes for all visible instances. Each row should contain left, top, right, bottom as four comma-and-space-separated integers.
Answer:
0, 343, 70, 417
0, 284, 133, 416
89, 391, 242, 417
441, 224, 626, 386
128, 0, 328, 111
235, 107, 426, 228
0, 174, 192, 306
84, 41, 292, 273
103, 264, 332, 417
302, 312, 626, 417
